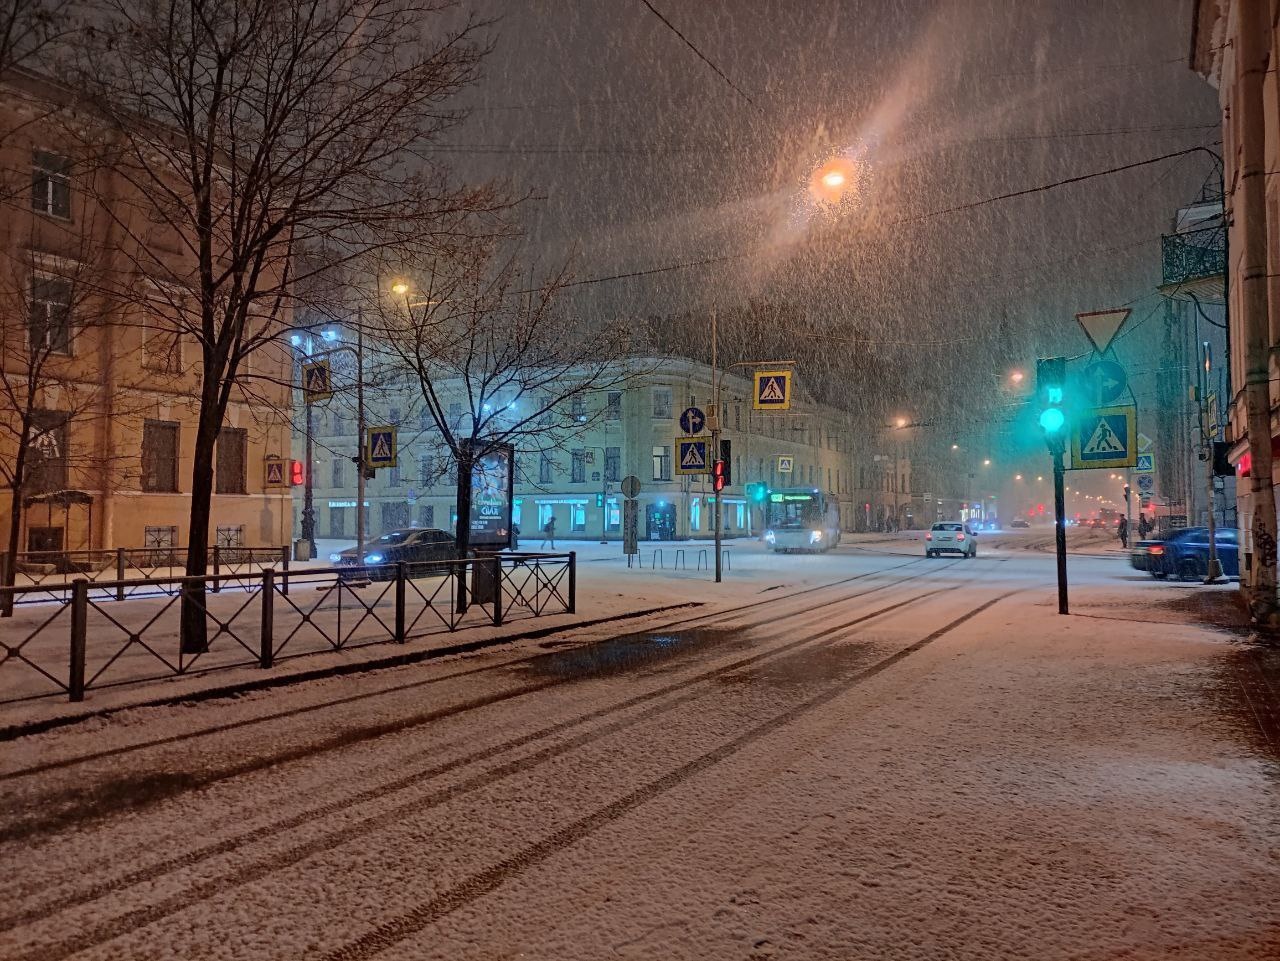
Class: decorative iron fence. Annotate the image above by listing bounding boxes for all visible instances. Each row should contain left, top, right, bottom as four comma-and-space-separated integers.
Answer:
0, 552, 575, 705
1161, 226, 1226, 287
0, 546, 291, 613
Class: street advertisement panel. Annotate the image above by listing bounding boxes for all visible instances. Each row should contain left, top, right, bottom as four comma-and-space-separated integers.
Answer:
465, 440, 514, 549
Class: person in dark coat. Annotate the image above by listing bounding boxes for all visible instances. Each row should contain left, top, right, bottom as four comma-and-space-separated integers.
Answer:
1117, 515, 1129, 549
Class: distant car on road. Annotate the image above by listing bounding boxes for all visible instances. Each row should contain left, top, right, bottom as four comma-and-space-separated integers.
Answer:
1010, 518, 1030, 529
1130, 527, 1239, 580
331, 528, 457, 580
926, 521, 977, 558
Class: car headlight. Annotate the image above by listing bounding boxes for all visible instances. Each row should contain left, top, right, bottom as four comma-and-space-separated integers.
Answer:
809, 530, 822, 543
764, 530, 776, 543
364, 553, 384, 564
329, 553, 342, 562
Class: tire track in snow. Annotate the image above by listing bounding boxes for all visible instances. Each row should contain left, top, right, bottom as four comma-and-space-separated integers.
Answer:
315, 591, 1017, 961
2, 556, 935, 782
5, 574, 977, 954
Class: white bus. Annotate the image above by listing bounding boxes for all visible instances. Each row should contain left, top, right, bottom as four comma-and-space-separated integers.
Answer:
764, 488, 841, 552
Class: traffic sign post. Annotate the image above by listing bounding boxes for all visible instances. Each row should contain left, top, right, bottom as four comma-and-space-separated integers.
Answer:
1082, 359, 1128, 406
301, 360, 333, 403
753, 370, 792, 410
620, 475, 640, 559
1136, 473, 1154, 494
1135, 452, 1154, 473
777, 456, 794, 474
366, 427, 397, 469
264, 457, 287, 487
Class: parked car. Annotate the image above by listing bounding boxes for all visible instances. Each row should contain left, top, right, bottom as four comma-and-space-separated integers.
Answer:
1131, 527, 1239, 580
1010, 518, 1030, 529
926, 521, 977, 558
331, 528, 457, 580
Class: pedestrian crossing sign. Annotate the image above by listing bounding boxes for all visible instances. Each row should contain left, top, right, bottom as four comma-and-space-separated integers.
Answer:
301, 360, 332, 403
676, 436, 712, 475
1070, 405, 1136, 470
366, 426, 397, 469
753, 369, 792, 410
264, 457, 287, 487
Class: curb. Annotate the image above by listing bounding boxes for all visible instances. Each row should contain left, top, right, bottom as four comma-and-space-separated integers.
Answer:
0, 601, 702, 742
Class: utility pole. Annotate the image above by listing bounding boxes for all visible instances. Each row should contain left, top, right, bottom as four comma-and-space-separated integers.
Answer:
1053, 445, 1069, 614
1038, 356, 1069, 615
712, 305, 722, 584
1200, 340, 1224, 583
356, 315, 367, 567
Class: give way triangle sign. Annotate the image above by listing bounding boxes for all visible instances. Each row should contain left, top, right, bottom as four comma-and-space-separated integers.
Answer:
1075, 308, 1131, 356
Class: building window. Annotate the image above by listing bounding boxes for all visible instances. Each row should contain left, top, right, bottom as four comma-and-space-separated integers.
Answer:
604, 446, 620, 483
331, 456, 344, 489
215, 427, 247, 494
571, 450, 586, 483
652, 387, 672, 419
606, 391, 622, 421
417, 504, 435, 527
448, 401, 463, 427
381, 501, 411, 532
388, 464, 401, 488
32, 150, 71, 218
419, 454, 434, 485
420, 409, 433, 431
141, 420, 180, 492
28, 410, 68, 492
571, 503, 586, 532
215, 525, 245, 548
388, 407, 401, 425
143, 313, 182, 372
329, 506, 346, 538
539, 453, 554, 484
652, 445, 671, 481
571, 396, 586, 423
28, 276, 72, 354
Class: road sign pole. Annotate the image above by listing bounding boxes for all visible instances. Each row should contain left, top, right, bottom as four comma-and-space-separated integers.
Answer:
1125, 466, 1132, 552
1053, 446, 1069, 615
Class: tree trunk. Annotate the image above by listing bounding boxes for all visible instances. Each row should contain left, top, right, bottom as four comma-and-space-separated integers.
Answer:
454, 449, 473, 614
180, 404, 221, 653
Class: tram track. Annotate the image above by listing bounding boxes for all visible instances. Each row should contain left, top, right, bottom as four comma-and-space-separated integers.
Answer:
316, 588, 1017, 961
1, 554, 941, 785
2, 567, 988, 952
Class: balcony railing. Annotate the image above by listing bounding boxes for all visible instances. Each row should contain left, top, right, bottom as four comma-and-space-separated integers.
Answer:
1161, 226, 1226, 288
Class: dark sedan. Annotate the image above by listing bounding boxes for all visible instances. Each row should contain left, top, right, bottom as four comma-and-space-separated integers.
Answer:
1130, 527, 1239, 580
331, 528, 457, 580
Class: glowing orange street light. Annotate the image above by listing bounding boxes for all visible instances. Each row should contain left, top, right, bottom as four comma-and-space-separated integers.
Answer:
391, 281, 409, 295
809, 156, 858, 205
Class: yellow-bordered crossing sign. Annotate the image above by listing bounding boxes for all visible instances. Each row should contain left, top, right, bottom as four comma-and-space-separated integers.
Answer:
753, 369, 791, 410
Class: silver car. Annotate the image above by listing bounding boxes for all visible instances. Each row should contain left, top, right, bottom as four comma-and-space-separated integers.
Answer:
926, 521, 976, 558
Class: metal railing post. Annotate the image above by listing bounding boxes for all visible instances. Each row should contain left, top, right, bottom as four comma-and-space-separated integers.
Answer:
568, 551, 577, 614
0, 552, 11, 617
259, 568, 274, 669
280, 545, 290, 597
395, 562, 406, 643
492, 555, 504, 627
116, 547, 126, 601
212, 545, 222, 593
69, 578, 88, 701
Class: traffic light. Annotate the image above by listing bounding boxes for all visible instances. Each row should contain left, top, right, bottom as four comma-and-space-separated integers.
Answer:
1037, 503, 1045, 514
596, 493, 604, 508
1123, 484, 1131, 504
713, 459, 727, 493
1036, 357, 1067, 437
289, 459, 304, 486
747, 482, 768, 502
719, 439, 732, 485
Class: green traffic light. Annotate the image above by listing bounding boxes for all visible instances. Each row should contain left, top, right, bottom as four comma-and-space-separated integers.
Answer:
1039, 407, 1065, 433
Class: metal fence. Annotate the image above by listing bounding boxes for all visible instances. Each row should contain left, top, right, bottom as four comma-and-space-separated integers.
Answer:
0, 552, 575, 705
0, 546, 291, 613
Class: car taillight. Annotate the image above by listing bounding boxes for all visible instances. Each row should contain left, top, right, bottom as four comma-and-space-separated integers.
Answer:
957, 533, 965, 541
926, 533, 933, 541
1148, 545, 1164, 555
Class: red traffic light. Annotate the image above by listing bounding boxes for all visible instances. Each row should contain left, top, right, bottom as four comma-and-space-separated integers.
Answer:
712, 459, 726, 493
1037, 503, 1045, 514
290, 459, 305, 486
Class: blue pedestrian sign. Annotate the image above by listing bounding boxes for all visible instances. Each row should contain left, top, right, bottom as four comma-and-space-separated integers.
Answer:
1135, 453, 1154, 473
675, 436, 712, 475
1082, 359, 1128, 406
679, 406, 706, 434
753, 369, 792, 410
366, 426, 398, 469
1070, 405, 1136, 470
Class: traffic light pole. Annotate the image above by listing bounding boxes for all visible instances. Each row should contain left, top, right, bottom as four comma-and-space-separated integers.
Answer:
1052, 446, 1069, 615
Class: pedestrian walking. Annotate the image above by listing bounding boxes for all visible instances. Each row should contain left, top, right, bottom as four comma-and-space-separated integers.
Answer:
1138, 513, 1151, 539
1117, 515, 1129, 549
511, 523, 520, 551
540, 516, 556, 550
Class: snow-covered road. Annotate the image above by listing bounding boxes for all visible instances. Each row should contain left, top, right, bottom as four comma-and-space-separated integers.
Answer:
2, 546, 1278, 960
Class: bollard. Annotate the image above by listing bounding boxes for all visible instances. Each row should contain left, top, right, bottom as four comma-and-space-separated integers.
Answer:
116, 548, 126, 601
69, 578, 88, 701
492, 555, 504, 627
395, 562, 406, 642
212, 545, 221, 593
567, 551, 577, 614
280, 545, 290, 598
259, 568, 274, 668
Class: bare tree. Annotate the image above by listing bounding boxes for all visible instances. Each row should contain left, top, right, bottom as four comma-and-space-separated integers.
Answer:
0, 0, 75, 81
74, 0, 502, 649
371, 249, 643, 607
0, 210, 135, 612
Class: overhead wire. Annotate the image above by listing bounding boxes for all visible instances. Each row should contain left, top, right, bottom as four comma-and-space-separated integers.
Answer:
636, 0, 762, 112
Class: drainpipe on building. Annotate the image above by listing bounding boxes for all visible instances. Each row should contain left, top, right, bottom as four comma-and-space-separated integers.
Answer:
1236, 3, 1278, 622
